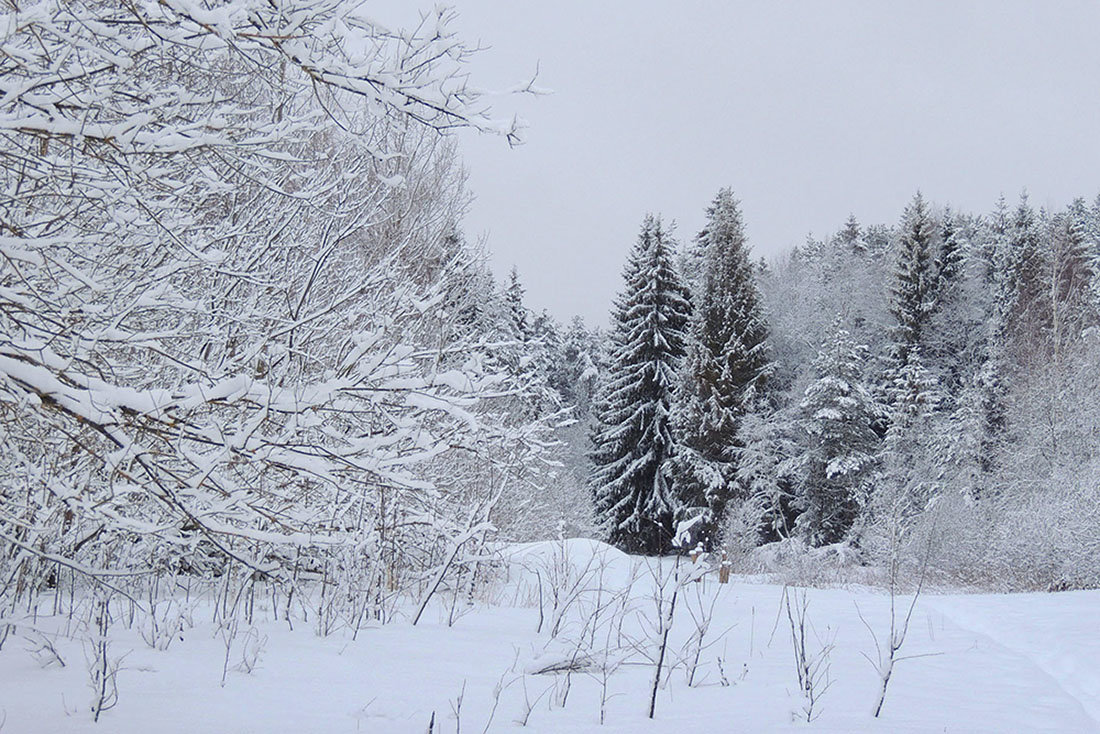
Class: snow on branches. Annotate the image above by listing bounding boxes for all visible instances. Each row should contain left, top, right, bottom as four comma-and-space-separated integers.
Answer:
0, 1, 547, 600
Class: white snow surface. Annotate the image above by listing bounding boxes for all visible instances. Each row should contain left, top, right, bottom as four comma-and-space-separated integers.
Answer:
1, 538, 1097, 733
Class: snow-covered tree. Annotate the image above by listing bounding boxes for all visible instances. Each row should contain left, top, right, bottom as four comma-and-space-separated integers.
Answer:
1003, 194, 1051, 361
889, 193, 938, 369
764, 221, 893, 401
733, 405, 799, 546
504, 267, 532, 342
672, 189, 771, 548
961, 196, 1017, 497
0, 0, 545, 614
875, 351, 944, 526
589, 216, 691, 555
1045, 200, 1094, 361
837, 214, 866, 255
558, 317, 605, 419
790, 321, 881, 547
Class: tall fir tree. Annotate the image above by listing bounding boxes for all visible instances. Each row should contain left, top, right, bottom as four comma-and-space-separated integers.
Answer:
529, 308, 570, 411
924, 206, 971, 404
964, 197, 1017, 498
1003, 194, 1050, 360
589, 215, 692, 554
672, 189, 771, 548
877, 349, 944, 525
560, 316, 603, 418
736, 404, 799, 544
889, 193, 938, 369
888, 198, 980, 509
933, 207, 966, 301
504, 266, 530, 342
1047, 199, 1093, 360
497, 268, 560, 420
838, 213, 865, 254
791, 320, 881, 546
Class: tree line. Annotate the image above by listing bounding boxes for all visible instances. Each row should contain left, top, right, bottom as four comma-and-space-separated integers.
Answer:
580, 189, 1100, 589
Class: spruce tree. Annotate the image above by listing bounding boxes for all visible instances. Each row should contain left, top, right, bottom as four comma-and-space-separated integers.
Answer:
589, 215, 691, 554
504, 266, 530, 341
560, 316, 602, 418
1003, 194, 1050, 358
933, 207, 966, 300
672, 189, 771, 549
1048, 199, 1093, 358
924, 207, 970, 403
839, 213, 865, 254
890, 193, 938, 368
736, 405, 799, 544
530, 309, 570, 409
877, 349, 943, 524
791, 320, 880, 546
497, 268, 559, 420
965, 198, 1016, 499
885, 197, 975, 515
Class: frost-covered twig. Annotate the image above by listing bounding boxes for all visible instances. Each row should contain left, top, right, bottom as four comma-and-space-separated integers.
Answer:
858, 523, 935, 717
783, 587, 834, 722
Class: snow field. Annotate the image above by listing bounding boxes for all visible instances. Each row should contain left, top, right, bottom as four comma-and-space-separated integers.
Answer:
0, 539, 1097, 733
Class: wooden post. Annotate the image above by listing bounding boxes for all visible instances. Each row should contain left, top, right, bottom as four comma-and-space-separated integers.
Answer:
690, 542, 705, 564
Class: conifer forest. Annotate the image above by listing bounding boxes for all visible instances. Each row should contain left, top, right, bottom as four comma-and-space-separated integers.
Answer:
1, 2, 1098, 732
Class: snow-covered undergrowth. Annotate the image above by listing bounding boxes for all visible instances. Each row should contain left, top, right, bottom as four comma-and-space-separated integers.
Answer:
0, 538, 1097, 733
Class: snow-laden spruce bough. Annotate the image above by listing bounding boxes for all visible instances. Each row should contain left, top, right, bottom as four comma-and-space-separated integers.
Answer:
3, 0, 1100, 730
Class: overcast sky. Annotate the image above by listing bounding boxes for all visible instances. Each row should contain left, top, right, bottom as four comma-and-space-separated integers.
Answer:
379, 1, 1100, 325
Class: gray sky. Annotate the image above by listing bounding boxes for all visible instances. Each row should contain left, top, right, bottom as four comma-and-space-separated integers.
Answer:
382, 1, 1100, 325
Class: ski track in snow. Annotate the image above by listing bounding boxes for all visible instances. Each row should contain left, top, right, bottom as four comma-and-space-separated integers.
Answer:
925, 595, 1100, 728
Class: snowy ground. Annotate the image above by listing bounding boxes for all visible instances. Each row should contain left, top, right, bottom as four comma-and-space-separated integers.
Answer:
1, 539, 1097, 733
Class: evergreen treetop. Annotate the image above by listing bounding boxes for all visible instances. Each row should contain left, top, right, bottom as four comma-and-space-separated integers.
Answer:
672, 189, 771, 548
590, 215, 691, 554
